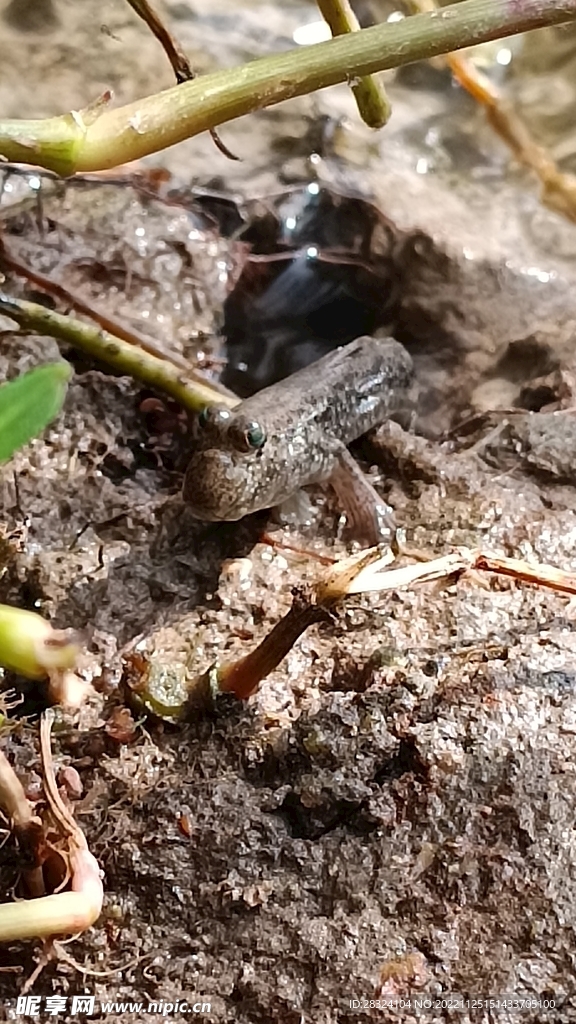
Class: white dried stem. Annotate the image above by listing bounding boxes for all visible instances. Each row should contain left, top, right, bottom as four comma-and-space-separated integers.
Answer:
0, 712, 103, 943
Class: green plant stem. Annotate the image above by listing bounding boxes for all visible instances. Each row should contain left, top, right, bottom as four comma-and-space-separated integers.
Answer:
0, 0, 573, 173
316, 0, 391, 128
0, 295, 238, 413
124, 0, 238, 159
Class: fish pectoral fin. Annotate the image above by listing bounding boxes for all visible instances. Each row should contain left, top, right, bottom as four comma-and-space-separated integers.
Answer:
328, 446, 397, 548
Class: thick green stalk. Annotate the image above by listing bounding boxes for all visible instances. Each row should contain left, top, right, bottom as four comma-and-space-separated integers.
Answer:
315, 0, 391, 128
0, 0, 573, 173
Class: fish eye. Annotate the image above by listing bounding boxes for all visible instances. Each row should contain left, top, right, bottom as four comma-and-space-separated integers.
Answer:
245, 421, 267, 450
198, 406, 233, 431
228, 418, 267, 453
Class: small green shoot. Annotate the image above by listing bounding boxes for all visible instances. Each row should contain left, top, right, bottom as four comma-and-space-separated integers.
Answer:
0, 361, 72, 463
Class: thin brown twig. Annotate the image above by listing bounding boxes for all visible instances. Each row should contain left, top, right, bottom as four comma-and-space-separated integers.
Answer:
125, 0, 239, 161
0, 236, 189, 371
125, 0, 192, 83
216, 587, 332, 700
260, 532, 337, 566
53, 942, 148, 978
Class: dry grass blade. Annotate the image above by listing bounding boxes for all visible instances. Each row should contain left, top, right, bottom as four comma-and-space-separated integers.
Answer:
326, 546, 576, 598
210, 544, 576, 702
474, 552, 576, 595
315, 544, 396, 604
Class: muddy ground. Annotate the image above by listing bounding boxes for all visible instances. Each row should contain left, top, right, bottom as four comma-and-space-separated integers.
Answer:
1, 2, 576, 1023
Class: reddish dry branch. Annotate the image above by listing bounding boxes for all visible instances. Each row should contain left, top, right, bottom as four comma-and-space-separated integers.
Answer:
217, 590, 330, 700
473, 552, 576, 595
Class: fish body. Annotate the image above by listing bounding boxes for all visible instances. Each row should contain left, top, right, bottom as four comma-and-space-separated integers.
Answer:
183, 336, 413, 522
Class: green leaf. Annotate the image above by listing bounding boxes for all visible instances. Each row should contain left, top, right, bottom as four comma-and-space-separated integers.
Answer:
0, 361, 72, 463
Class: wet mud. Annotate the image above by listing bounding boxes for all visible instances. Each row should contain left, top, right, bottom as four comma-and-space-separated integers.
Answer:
0, 2, 575, 1021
